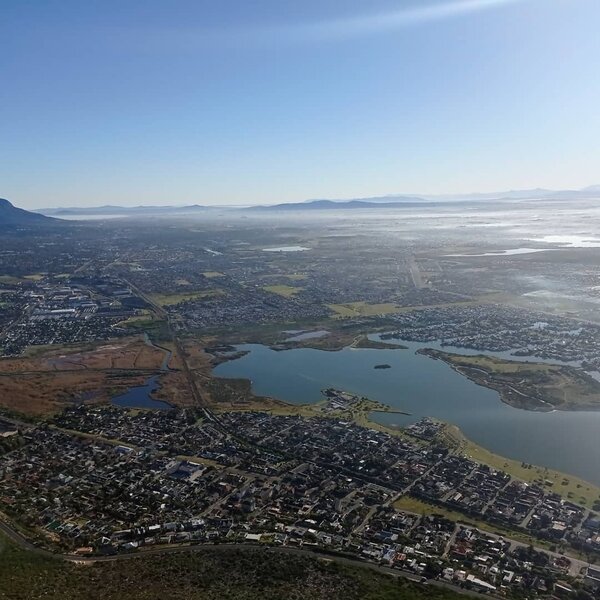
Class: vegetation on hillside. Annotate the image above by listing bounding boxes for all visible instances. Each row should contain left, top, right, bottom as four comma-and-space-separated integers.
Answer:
0, 537, 466, 600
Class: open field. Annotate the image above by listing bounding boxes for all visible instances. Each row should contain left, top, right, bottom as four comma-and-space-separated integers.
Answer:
0, 336, 167, 373
326, 296, 497, 320
154, 371, 194, 407
0, 275, 23, 285
0, 371, 148, 417
0, 337, 174, 417
200, 316, 411, 351
160, 341, 185, 370
151, 289, 225, 306
194, 313, 414, 351
197, 374, 312, 414
119, 316, 162, 333
263, 284, 303, 298
422, 349, 600, 411
352, 335, 407, 350
180, 339, 216, 371
22, 274, 45, 281
115, 310, 154, 328
328, 302, 401, 318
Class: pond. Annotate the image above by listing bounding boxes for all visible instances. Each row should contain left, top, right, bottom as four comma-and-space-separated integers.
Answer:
111, 375, 172, 410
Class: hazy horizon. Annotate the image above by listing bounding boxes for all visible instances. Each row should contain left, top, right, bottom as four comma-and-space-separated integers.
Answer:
4, 181, 600, 211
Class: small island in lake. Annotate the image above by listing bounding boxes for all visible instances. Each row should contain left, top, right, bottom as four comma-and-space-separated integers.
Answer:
374, 364, 391, 370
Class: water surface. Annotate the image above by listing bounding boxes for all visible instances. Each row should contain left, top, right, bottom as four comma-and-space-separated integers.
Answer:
445, 248, 551, 257
111, 376, 171, 410
214, 341, 600, 485
262, 246, 310, 252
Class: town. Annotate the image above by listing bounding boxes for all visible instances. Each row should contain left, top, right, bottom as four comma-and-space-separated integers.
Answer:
2, 204, 600, 598
2, 403, 600, 596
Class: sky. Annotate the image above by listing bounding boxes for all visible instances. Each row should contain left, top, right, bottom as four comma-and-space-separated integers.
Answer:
2, 0, 600, 208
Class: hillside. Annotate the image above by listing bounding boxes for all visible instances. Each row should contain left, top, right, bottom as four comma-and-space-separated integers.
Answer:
35, 204, 216, 217
0, 199, 58, 228
250, 198, 427, 211
0, 536, 465, 600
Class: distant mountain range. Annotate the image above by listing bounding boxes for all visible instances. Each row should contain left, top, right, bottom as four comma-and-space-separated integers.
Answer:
19, 185, 600, 217
0, 198, 58, 228
249, 198, 428, 211
421, 185, 600, 202
248, 186, 600, 211
35, 204, 219, 217
300, 195, 425, 204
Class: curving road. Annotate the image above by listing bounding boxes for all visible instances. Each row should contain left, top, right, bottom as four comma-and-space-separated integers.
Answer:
0, 516, 499, 599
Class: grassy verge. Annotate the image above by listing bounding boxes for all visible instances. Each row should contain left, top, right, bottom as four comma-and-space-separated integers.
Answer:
393, 495, 555, 549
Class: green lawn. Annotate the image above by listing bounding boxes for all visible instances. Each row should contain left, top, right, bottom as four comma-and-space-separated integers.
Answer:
151, 289, 224, 306
328, 302, 400, 318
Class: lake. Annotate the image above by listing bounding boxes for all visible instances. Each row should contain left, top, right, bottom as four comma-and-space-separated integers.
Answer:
213, 339, 600, 485
111, 375, 172, 410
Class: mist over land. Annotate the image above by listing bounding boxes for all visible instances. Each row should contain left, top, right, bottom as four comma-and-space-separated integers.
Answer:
31, 184, 600, 217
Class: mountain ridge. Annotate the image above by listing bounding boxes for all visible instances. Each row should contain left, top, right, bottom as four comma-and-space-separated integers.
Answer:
0, 198, 59, 228
27, 184, 600, 215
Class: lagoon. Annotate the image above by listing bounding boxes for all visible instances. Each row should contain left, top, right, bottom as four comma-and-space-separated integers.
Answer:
214, 339, 600, 485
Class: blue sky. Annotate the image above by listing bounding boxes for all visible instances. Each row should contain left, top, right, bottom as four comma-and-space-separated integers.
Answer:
2, 0, 599, 208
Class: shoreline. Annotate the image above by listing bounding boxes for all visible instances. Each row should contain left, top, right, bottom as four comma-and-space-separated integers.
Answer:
419, 347, 600, 412
206, 373, 600, 507
205, 335, 600, 499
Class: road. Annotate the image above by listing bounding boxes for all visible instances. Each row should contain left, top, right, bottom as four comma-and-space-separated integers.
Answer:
408, 256, 426, 289
123, 277, 220, 426
0, 517, 501, 600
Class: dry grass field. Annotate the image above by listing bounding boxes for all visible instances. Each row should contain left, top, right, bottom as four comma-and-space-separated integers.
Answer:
0, 336, 172, 417
0, 371, 147, 417
0, 337, 166, 373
